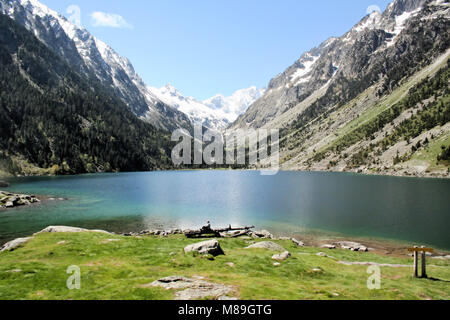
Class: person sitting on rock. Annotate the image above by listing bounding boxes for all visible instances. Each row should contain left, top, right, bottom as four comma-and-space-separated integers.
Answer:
201, 221, 212, 232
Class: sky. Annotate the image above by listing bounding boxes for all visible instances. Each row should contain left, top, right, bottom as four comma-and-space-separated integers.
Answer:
41, 0, 393, 100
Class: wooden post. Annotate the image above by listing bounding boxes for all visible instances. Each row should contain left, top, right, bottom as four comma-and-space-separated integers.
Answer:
408, 246, 433, 279
413, 246, 419, 278
421, 246, 427, 278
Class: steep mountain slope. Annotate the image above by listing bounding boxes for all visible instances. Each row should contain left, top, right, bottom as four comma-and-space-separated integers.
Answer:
0, 0, 191, 131
232, 0, 449, 177
148, 85, 264, 131
0, 13, 174, 175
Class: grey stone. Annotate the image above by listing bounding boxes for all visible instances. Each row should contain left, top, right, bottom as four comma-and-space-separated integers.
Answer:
184, 239, 224, 256
245, 241, 285, 252
146, 276, 234, 300
0, 237, 32, 252
321, 244, 336, 249
221, 230, 250, 238
251, 230, 273, 239
35, 226, 110, 235
292, 238, 305, 247
272, 251, 291, 261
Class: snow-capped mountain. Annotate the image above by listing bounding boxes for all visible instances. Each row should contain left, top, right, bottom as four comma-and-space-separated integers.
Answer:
148, 84, 230, 131
0, 0, 191, 131
229, 0, 449, 176
148, 85, 264, 131
203, 86, 265, 123
231, 0, 449, 130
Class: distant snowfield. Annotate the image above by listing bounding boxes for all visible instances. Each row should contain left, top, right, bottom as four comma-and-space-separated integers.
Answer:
149, 85, 265, 130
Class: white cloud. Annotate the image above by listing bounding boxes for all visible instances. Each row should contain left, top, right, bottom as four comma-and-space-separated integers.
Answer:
90, 12, 133, 29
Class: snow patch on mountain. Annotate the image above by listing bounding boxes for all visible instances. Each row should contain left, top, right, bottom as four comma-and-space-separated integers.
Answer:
148, 85, 265, 130
203, 87, 265, 123
290, 53, 320, 86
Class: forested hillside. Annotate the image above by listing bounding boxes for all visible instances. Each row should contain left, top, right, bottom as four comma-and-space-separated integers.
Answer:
0, 13, 174, 175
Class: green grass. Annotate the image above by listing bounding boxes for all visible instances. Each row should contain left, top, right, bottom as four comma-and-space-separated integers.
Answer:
316, 56, 450, 155
0, 232, 449, 300
405, 132, 450, 172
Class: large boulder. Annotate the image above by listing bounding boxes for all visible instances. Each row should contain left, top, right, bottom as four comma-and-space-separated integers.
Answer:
0, 237, 32, 252
146, 276, 234, 300
245, 241, 285, 252
251, 230, 273, 239
184, 239, 224, 256
35, 226, 111, 235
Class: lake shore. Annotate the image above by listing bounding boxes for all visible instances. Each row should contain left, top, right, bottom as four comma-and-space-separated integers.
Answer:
0, 190, 40, 209
1, 170, 448, 253
0, 227, 449, 300
1, 166, 449, 180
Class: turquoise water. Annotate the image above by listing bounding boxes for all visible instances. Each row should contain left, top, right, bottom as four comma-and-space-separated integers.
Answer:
1, 171, 449, 249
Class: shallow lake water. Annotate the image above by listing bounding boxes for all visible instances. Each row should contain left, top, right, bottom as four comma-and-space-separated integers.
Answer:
1, 171, 449, 249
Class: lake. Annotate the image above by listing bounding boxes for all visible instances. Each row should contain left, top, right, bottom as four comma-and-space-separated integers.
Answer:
1, 171, 449, 250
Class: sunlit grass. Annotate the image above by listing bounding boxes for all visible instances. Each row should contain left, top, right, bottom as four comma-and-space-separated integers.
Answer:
0, 232, 449, 300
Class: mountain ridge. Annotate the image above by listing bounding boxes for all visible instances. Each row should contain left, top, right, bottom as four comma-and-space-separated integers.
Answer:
231, 0, 449, 177
0, 0, 193, 131
148, 84, 265, 131
0, 12, 175, 175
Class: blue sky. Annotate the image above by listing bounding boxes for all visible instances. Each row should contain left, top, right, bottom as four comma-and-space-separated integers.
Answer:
41, 0, 392, 100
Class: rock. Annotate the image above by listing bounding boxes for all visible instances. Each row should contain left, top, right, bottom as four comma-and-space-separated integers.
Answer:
146, 276, 234, 300
221, 230, 250, 238
245, 241, 285, 252
335, 241, 368, 252
226, 262, 235, 268
5, 201, 14, 208
171, 229, 183, 235
7, 269, 22, 273
251, 230, 273, 239
35, 226, 111, 235
277, 237, 291, 241
0, 181, 10, 188
273, 262, 281, 267
316, 252, 327, 257
9, 197, 19, 204
0, 237, 32, 252
292, 238, 305, 247
184, 239, 224, 256
57, 241, 67, 245
321, 244, 336, 249
272, 251, 291, 261
312, 268, 323, 272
